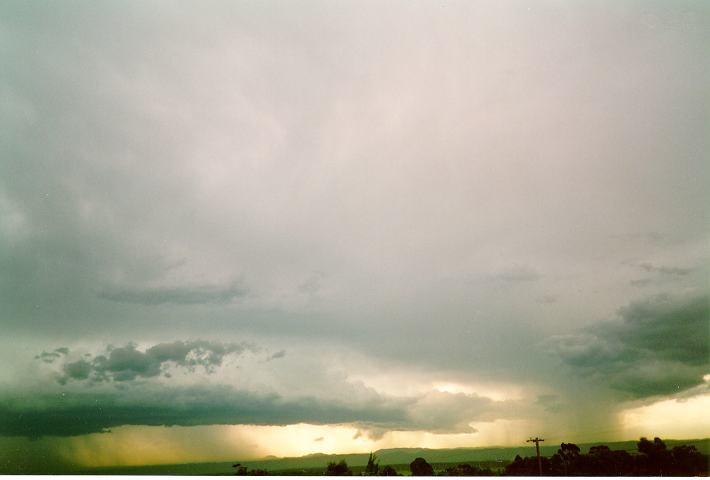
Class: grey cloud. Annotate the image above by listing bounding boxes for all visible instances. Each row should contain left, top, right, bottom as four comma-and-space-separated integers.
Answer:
268, 350, 286, 361
616, 294, 708, 366
97, 283, 248, 306
637, 262, 693, 276
405, 391, 491, 434
57, 340, 252, 383
146, 340, 250, 369
628, 262, 696, 287
298, 272, 324, 294
34, 348, 69, 364
613, 232, 669, 245
0, 385, 397, 438
8, 344, 522, 438
535, 394, 564, 413
550, 293, 709, 398
313, 436, 324, 442
63, 359, 92, 380
490, 265, 541, 283
536, 295, 558, 304
35, 352, 60, 363
0, 382, 513, 438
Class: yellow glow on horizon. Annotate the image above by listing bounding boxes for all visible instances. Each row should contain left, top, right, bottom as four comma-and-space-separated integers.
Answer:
225, 423, 372, 458
57, 424, 375, 468
44, 390, 710, 470
55, 419, 536, 468
377, 419, 531, 449
620, 393, 710, 440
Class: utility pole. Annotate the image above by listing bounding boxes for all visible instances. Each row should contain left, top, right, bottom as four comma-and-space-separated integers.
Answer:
527, 437, 545, 476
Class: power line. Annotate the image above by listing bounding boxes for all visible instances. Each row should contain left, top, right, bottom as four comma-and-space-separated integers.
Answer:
527, 437, 545, 476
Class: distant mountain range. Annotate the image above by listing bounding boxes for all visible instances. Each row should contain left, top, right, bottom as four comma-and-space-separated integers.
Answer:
80, 438, 709, 475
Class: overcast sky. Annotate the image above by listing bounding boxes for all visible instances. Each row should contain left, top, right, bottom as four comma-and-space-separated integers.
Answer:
1, 0, 709, 472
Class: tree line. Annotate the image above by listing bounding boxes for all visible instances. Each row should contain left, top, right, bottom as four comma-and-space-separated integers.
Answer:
233, 437, 708, 476
505, 437, 707, 476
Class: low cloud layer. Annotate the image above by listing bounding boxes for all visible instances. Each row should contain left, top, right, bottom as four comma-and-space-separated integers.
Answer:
0, 386, 401, 438
551, 293, 709, 398
2, 338, 530, 439
637, 263, 693, 277
1, 363, 519, 438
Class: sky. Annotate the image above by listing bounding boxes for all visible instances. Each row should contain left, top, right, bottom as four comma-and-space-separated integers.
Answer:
0, 0, 709, 473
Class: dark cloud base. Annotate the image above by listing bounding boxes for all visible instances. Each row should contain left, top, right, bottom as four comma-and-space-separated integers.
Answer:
2, 337, 523, 439
0, 386, 408, 438
552, 293, 709, 398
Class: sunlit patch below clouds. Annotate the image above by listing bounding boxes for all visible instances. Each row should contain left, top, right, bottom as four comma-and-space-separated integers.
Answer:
348, 370, 526, 402
432, 381, 524, 402
26, 420, 537, 469
619, 393, 710, 440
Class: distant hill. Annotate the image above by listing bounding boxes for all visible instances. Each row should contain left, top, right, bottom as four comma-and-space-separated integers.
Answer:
75, 438, 709, 475
236, 438, 709, 471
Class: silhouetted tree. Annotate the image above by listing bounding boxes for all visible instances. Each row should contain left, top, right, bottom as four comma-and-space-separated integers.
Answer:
637, 437, 671, 475
232, 463, 268, 476
506, 437, 708, 476
410, 457, 434, 476
505, 454, 552, 476
670, 444, 707, 476
325, 460, 352, 476
365, 452, 379, 476
379, 465, 398, 476
443, 463, 477, 476
441, 463, 492, 476
551, 442, 580, 475
587, 445, 634, 476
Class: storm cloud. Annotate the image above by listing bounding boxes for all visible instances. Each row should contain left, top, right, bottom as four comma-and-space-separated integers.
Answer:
34, 347, 69, 364
0, 378, 518, 439
551, 293, 709, 398
0, 0, 708, 464
0, 386, 400, 438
